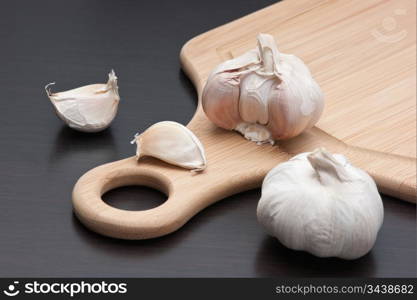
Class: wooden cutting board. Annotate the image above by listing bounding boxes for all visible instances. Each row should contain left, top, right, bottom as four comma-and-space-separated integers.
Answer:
73, 0, 416, 239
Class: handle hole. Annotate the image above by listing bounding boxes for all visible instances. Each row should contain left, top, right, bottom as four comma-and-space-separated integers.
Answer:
102, 185, 167, 211
100, 172, 171, 211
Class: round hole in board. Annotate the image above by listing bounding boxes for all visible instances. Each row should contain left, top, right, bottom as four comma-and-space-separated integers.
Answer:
102, 185, 167, 211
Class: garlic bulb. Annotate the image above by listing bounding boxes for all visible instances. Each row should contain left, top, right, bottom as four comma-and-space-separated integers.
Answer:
257, 148, 384, 260
45, 70, 120, 132
202, 33, 324, 144
131, 121, 206, 172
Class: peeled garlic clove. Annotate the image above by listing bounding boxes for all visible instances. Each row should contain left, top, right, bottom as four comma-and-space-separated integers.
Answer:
202, 72, 241, 130
257, 148, 384, 260
131, 121, 206, 172
45, 70, 120, 132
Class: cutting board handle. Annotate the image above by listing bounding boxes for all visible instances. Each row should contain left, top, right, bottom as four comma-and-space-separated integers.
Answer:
72, 154, 268, 240
72, 158, 195, 239
344, 146, 416, 203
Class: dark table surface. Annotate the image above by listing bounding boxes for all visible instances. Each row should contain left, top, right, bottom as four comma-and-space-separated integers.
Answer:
0, 0, 415, 277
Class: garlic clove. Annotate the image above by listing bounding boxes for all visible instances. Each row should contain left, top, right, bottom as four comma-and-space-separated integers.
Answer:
202, 72, 241, 130
265, 85, 292, 140
267, 81, 314, 140
45, 70, 120, 132
278, 53, 324, 118
202, 49, 261, 130
239, 73, 274, 125
131, 121, 206, 172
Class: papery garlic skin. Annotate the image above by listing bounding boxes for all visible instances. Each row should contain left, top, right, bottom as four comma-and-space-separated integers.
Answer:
202, 72, 241, 130
131, 121, 206, 172
45, 70, 120, 132
202, 33, 324, 143
257, 148, 384, 260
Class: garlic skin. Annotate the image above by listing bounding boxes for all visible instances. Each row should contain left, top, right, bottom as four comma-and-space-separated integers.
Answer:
202, 33, 324, 143
257, 148, 384, 260
45, 70, 120, 132
131, 121, 206, 172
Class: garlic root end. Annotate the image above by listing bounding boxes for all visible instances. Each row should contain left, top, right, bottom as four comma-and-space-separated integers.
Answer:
235, 122, 274, 144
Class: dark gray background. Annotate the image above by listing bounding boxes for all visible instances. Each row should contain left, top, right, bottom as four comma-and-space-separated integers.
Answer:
0, 0, 415, 277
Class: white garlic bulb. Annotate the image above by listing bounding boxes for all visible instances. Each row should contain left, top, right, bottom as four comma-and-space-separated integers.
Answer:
45, 70, 120, 132
202, 33, 324, 144
131, 121, 206, 172
257, 148, 384, 260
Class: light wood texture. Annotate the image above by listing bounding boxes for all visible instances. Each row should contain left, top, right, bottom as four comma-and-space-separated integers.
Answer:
73, 0, 416, 239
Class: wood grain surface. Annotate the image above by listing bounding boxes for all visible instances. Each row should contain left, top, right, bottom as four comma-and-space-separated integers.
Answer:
73, 0, 416, 240
0, 0, 415, 277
